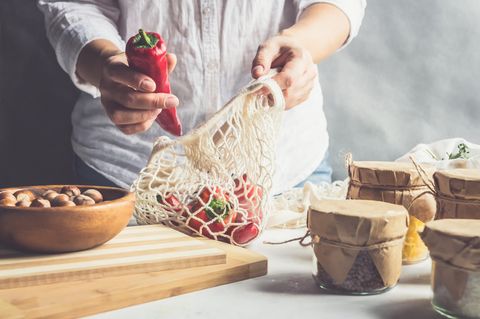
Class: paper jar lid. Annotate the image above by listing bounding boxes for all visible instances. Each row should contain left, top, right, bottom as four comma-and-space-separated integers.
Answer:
308, 200, 409, 246
434, 169, 480, 200
348, 161, 436, 188
422, 219, 480, 271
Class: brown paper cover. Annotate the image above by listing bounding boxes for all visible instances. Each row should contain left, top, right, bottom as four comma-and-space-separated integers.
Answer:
308, 200, 408, 285
434, 169, 480, 200
422, 219, 480, 272
348, 161, 436, 188
348, 183, 436, 222
436, 197, 480, 220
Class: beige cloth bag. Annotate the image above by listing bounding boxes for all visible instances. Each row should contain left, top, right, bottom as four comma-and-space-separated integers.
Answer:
131, 74, 285, 246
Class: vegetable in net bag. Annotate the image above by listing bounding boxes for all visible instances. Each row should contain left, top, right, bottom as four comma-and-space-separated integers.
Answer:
132, 74, 285, 246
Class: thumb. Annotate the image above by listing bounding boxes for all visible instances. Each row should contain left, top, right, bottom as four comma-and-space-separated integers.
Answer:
251, 41, 279, 79
166, 53, 177, 73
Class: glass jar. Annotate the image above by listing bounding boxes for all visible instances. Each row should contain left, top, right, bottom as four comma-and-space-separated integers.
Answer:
432, 261, 480, 319
346, 159, 436, 264
313, 249, 396, 295
422, 219, 480, 319
308, 199, 408, 295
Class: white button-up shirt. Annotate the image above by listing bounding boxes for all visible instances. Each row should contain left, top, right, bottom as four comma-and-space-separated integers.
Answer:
38, 0, 366, 194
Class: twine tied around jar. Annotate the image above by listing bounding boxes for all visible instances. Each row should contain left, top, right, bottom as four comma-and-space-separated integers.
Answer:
263, 230, 313, 246
263, 231, 405, 249
313, 236, 405, 251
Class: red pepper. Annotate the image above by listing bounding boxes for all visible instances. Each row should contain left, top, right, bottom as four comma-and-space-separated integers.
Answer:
157, 193, 182, 211
157, 193, 184, 227
182, 177, 263, 245
225, 174, 264, 245
230, 222, 260, 246
185, 187, 236, 239
126, 29, 182, 136
234, 174, 263, 224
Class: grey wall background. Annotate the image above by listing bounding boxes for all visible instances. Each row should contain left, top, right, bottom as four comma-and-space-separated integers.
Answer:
320, 0, 480, 179
0, 1, 78, 187
0, 0, 479, 186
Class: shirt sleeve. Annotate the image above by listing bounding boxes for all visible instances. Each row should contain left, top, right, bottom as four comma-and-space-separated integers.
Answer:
37, 0, 125, 97
295, 0, 367, 49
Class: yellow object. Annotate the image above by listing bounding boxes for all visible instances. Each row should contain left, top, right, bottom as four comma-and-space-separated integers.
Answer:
402, 216, 429, 264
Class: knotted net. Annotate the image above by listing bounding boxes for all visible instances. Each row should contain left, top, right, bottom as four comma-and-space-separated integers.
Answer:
132, 75, 285, 246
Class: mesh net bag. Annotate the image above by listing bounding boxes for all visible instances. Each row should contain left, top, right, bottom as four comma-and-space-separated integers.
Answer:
132, 74, 285, 246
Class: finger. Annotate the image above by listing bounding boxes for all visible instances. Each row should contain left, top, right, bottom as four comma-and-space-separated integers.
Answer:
102, 99, 161, 125
272, 57, 307, 90
107, 62, 156, 92
286, 66, 316, 96
284, 75, 315, 110
292, 64, 318, 88
166, 53, 177, 73
118, 117, 157, 135
251, 41, 280, 79
103, 83, 179, 110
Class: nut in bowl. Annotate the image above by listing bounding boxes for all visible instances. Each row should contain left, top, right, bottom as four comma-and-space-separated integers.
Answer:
0, 185, 135, 253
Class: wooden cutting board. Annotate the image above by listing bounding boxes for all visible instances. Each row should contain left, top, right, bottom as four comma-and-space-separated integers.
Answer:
0, 235, 268, 319
0, 225, 226, 289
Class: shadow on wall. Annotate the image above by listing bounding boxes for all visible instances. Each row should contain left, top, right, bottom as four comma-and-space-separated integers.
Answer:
0, 0, 79, 187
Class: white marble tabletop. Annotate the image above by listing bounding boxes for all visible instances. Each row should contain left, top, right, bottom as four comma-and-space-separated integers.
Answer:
87, 228, 440, 319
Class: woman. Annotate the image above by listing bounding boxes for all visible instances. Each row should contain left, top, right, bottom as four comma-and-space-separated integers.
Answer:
38, 1, 366, 194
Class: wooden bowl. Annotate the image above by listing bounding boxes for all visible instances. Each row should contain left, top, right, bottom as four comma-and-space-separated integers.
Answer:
0, 185, 135, 253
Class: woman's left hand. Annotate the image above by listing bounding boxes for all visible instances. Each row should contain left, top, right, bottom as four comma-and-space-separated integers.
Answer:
251, 35, 318, 109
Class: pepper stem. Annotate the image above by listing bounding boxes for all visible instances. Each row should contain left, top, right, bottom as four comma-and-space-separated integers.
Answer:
133, 29, 158, 48
139, 29, 152, 46
206, 198, 230, 221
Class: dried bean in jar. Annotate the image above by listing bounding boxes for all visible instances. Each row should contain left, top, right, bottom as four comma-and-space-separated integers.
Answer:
313, 251, 388, 295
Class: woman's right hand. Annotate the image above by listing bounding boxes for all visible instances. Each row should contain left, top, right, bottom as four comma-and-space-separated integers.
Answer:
98, 52, 178, 135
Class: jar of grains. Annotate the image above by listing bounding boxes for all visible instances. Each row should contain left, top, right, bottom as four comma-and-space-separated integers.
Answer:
346, 158, 437, 264
434, 169, 480, 220
422, 219, 480, 319
308, 199, 409, 295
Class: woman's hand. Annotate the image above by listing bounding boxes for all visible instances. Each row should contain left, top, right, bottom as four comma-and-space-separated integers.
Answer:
98, 52, 178, 135
251, 35, 318, 109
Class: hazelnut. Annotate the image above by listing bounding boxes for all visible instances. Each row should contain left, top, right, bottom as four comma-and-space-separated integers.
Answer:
0, 197, 17, 207
0, 191, 16, 202
52, 199, 76, 207
73, 195, 96, 206
52, 194, 71, 207
62, 201, 76, 207
42, 190, 58, 201
61, 186, 81, 197
14, 190, 36, 202
16, 199, 32, 207
82, 189, 103, 203
31, 198, 51, 208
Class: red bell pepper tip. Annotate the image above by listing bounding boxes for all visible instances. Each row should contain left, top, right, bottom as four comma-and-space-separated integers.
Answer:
133, 29, 159, 49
